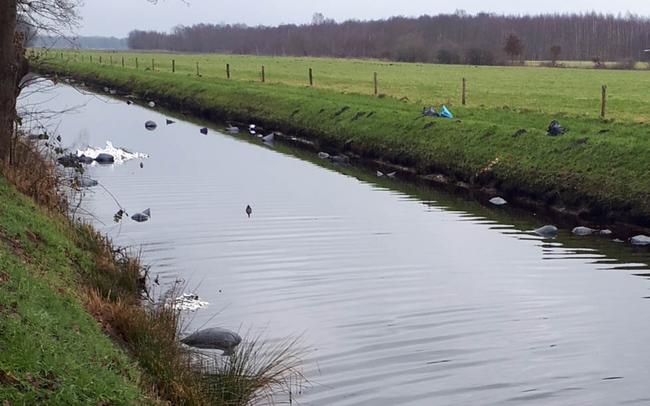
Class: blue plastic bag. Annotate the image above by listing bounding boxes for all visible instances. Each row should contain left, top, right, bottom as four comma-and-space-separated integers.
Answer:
440, 105, 454, 119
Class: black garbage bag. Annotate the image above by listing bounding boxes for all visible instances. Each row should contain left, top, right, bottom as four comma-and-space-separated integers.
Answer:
547, 120, 566, 136
422, 107, 439, 117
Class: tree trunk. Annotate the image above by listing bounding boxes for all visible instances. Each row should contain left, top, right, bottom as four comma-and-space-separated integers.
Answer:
0, 0, 18, 162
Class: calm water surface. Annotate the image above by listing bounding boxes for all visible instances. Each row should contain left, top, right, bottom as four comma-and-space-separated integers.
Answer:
21, 83, 650, 405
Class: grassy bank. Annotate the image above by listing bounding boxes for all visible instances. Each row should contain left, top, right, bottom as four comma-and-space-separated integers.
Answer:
34, 53, 650, 228
0, 175, 148, 403
43, 49, 650, 122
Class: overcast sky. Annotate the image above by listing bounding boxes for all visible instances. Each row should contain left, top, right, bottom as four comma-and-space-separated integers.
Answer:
80, 0, 650, 37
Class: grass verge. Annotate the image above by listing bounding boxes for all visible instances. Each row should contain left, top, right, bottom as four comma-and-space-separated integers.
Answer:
34, 55, 650, 228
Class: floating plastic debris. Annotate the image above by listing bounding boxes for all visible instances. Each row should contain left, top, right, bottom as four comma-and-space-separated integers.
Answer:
131, 208, 151, 223
533, 225, 558, 238
167, 293, 209, 311
572, 226, 597, 236
631, 235, 650, 246
489, 197, 508, 206
181, 327, 241, 354
145, 120, 157, 130
77, 141, 149, 165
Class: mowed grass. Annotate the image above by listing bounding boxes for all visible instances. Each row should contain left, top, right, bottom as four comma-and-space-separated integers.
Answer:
35, 52, 650, 226
43, 49, 650, 123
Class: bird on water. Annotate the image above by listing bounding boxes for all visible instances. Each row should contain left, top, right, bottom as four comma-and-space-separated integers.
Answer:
246, 205, 252, 218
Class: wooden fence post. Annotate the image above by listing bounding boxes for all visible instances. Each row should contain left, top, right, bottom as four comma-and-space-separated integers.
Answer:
373, 72, 378, 96
196, 61, 199, 76
135, 57, 139, 70
109, 55, 112, 65
601, 85, 607, 118
99, 55, 102, 64
90, 55, 92, 63
226, 63, 230, 79
121, 56, 124, 68
172, 59, 175, 73
462, 78, 467, 106
309, 68, 313, 86
151, 58, 155, 71
261, 65, 265, 82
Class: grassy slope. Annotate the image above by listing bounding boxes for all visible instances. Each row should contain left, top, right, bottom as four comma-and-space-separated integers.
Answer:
37, 55, 650, 226
0, 177, 147, 404
51, 50, 650, 122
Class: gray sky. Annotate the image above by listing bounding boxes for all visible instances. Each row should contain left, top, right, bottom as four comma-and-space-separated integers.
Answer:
80, 0, 650, 37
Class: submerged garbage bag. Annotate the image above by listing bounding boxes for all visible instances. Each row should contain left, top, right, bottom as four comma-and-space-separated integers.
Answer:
440, 105, 454, 119
547, 120, 566, 136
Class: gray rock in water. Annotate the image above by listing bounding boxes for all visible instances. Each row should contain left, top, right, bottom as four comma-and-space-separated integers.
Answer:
387, 171, 397, 179
76, 177, 98, 188
318, 152, 330, 160
181, 327, 242, 355
331, 154, 350, 166
489, 197, 508, 206
131, 208, 151, 223
630, 235, 650, 246
94, 153, 115, 164
145, 120, 157, 130
226, 125, 240, 134
57, 154, 82, 168
572, 226, 597, 236
148, 101, 156, 108
78, 155, 94, 164
599, 229, 613, 236
533, 225, 558, 238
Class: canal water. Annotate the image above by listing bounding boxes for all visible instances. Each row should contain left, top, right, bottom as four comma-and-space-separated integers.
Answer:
21, 82, 650, 405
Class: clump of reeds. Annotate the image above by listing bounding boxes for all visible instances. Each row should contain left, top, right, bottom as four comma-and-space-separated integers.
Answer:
85, 281, 305, 405
195, 334, 305, 405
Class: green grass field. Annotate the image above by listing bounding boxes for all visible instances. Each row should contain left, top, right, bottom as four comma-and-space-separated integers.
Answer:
40, 49, 650, 123
34, 51, 650, 227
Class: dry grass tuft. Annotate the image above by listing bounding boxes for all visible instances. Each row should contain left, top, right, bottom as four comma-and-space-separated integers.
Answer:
198, 335, 306, 405
83, 288, 208, 405
1, 136, 66, 213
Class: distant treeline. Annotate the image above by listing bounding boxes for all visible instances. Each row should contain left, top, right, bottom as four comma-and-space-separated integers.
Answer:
127, 12, 650, 64
34, 36, 128, 50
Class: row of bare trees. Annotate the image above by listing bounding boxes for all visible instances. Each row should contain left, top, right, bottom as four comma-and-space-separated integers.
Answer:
127, 12, 650, 64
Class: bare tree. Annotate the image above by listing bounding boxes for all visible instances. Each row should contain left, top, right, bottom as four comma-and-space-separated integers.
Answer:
0, 0, 80, 162
550, 45, 562, 66
504, 33, 524, 64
